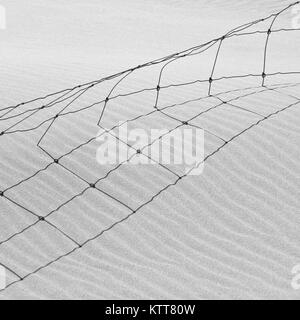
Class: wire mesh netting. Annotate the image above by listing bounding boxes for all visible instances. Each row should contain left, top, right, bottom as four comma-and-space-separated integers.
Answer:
0, 1, 300, 292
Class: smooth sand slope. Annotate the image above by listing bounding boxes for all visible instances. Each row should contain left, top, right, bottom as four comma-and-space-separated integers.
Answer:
0, 1, 300, 299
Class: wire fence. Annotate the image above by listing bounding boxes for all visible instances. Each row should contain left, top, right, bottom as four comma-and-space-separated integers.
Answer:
0, 1, 300, 292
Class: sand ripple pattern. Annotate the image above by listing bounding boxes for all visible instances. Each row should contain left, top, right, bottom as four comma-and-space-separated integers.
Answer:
0, 2, 300, 299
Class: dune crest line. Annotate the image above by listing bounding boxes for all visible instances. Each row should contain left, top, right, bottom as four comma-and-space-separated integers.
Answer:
0, 1, 300, 293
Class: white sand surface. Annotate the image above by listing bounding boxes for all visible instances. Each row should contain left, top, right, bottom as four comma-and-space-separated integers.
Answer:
0, 0, 300, 299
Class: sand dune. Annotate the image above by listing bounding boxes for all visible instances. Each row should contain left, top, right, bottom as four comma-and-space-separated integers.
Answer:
0, 1, 300, 299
